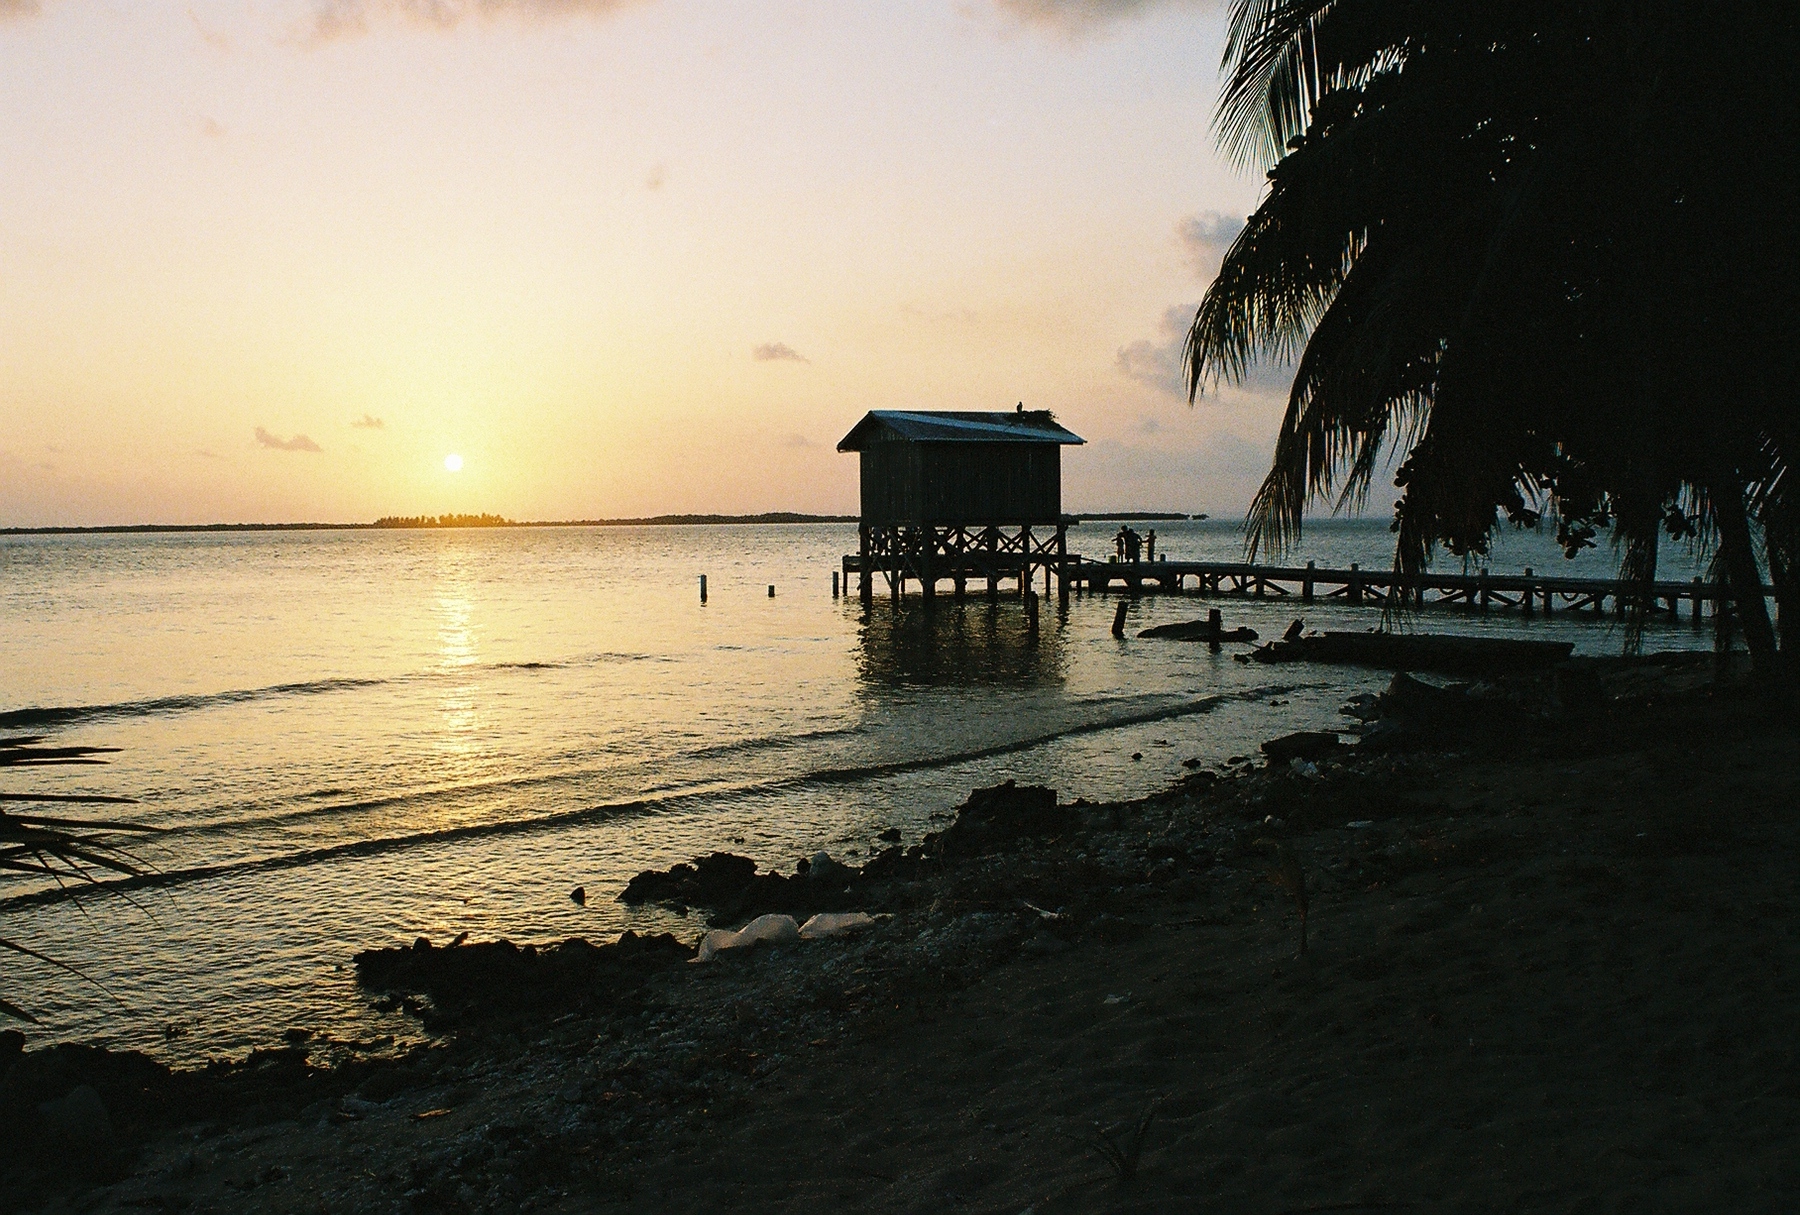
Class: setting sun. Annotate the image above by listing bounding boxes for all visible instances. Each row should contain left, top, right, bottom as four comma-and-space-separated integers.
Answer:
444, 454, 464, 473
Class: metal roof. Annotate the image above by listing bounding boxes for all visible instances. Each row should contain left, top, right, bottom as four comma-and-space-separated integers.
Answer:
836, 410, 1085, 451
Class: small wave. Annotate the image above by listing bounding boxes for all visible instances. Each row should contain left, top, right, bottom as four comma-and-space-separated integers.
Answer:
0, 656, 594, 729
783, 683, 1312, 786
0, 677, 391, 729
682, 722, 870, 762
0, 683, 1321, 911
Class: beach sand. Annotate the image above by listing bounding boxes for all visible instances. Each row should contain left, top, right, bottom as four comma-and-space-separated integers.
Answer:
10, 654, 1798, 1213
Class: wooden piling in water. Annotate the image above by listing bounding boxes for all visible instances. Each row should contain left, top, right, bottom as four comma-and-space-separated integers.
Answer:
1111, 599, 1128, 638
699, 574, 707, 603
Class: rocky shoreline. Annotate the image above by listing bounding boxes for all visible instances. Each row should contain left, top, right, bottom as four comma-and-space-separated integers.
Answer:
7, 652, 1797, 1213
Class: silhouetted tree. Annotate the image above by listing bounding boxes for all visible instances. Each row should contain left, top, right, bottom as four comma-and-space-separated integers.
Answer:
1188, 0, 1800, 664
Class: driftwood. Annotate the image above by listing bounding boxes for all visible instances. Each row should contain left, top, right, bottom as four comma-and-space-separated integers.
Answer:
1249, 631, 1574, 675
1137, 621, 1260, 642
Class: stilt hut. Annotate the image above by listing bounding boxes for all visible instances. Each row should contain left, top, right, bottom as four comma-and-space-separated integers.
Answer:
836, 408, 1084, 604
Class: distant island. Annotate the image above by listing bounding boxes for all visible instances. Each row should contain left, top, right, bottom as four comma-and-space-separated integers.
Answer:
2, 512, 861, 536
1, 512, 1220, 536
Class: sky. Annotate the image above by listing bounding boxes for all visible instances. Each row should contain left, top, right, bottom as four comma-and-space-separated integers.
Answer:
0, 0, 1292, 525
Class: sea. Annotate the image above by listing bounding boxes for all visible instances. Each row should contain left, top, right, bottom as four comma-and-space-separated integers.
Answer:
0, 518, 1717, 1062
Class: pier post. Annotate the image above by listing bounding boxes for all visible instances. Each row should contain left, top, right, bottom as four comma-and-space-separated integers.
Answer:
1479, 568, 1490, 611
1302, 560, 1314, 603
1348, 562, 1362, 605
1111, 599, 1128, 638
1693, 577, 1705, 627
859, 526, 873, 606
1056, 527, 1069, 605
1026, 590, 1040, 637
832, 570, 839, 598
1522, 568, 1534, 615
700, 574, 708, 603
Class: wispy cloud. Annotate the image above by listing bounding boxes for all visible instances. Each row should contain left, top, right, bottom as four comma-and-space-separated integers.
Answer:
306, 0, 650, 42
0, 0, 41, 21
255, 427, 323, 452
781, 433, 813, 448
196, 448, 225, 460
196, 115, 228, 139
992, 0, 1216, 36
351, 413, 385, 430
1178, 210, 1245, 278
752, 342, 809, 364
644, 163, 667, 191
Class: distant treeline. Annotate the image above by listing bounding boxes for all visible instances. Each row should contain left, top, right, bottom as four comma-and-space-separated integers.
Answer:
372, 512, 860, 528
568, 512, 859, 527
4, 512, 862, 536
372, 514, 515, 528
1076, 512, 1202, 522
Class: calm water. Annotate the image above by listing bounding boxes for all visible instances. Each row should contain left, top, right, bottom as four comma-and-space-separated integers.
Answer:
0, 520, 1714, 1060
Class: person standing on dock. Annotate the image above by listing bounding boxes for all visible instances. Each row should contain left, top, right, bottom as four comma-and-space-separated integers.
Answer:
1124, 528, 1141, 563
1146, 529, 1156, 563
1115, 528, 1126, 562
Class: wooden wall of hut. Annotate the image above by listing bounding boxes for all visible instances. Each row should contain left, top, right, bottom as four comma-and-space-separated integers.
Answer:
858, 443, 1061, 526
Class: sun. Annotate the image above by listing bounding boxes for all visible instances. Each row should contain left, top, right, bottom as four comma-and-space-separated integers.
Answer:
444, 453, 464, 473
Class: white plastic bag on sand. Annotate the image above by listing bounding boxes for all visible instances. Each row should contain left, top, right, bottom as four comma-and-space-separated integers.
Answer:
692, 913, 800, 963
799, 911, 875, 940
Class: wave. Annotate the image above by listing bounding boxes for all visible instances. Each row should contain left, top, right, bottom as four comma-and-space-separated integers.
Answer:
0, 655, 684, 730
0, 683, 1319, 912
0, 677, 392, 729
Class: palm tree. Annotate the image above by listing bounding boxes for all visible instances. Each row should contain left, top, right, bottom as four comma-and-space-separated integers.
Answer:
1, 735, 155, 1023
1187, 0, 1800, 664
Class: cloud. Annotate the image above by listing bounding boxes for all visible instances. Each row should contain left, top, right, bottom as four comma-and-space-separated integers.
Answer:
752, 342, 809, 364
781, 433, 813, 448
992, 0, 1216, 36
1178, 210, 1245, 277
351, 413, 385, 429
1116, 303, 1197, 398
196, 115, 228, 139
1118, 301, 1297, 398
0, 0, 41, 20
644, 163, 667, 191
255, 427, 323, 452
305, 0, 650, 41
196, 449, 224, 460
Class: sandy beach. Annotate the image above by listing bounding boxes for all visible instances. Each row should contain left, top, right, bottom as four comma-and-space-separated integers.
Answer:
6, 653, 1797, 1214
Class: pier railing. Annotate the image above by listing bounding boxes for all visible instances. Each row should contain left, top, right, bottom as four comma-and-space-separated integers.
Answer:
839, 551, 1767, 621
1062, 557, 1761, 621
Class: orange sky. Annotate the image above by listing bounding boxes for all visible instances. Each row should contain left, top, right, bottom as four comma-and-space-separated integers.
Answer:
0, 0, 1290, 525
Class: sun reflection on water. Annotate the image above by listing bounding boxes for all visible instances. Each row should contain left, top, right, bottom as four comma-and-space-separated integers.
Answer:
433, 548, 483, 768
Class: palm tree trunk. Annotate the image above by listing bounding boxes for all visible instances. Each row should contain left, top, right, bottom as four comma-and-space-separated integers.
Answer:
1712, 477, 1777, 664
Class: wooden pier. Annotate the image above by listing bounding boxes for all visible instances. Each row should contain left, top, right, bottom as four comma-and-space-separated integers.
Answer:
1057, 558, 1757, 622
